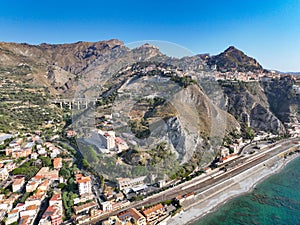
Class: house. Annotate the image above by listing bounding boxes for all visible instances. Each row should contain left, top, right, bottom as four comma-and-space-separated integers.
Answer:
38, 148, 47, 156
220, 147, 230, 158
142, 203, 165, 225
4, 162, 16, 172
115, 137, 128, 152
66, 130, 76, 138
6, 203, 26, 225
12, 176, 25, 192
39, 205, 62, 225
20, 204, 39, 218
53, 158, 62, 169
26, 180, 40, 192
6, 208, 20, 225
75, 174, 92, 196
114, 192, 125, 202
100, 201, 112, 212
73, 201, 97, 215
118, 208, 147, 225
19, 215, 33, 225
31, 152, 39, 159
9, 138, 23, 148
35, 167, 59, 181
50, 148, 61, 159
0, 168, 9, 181
49, 193, 62, 208
38, 179, 51, 192
0, 133, 13, 145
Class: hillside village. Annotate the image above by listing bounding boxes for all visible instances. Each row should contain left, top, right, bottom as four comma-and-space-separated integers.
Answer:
1, 41, 300, 225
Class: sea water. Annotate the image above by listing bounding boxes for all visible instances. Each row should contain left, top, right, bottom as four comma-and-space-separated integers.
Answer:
192, 156, 300, 225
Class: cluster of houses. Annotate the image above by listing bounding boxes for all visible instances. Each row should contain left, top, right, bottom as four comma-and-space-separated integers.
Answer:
101, 202, 171, 225
212, 70, 299, 82
4, 134, 64, 161
5, 165, 62, 225
0, 131, 72, 225
286, 122, 300, 138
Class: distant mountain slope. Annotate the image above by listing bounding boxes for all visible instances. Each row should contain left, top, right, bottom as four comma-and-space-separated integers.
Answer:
206, 46, 263, 72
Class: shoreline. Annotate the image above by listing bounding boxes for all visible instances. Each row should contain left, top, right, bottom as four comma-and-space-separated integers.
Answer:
167, 153, 300, 225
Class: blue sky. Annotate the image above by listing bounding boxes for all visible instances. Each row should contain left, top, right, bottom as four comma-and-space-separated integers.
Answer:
0, 0, 299, 71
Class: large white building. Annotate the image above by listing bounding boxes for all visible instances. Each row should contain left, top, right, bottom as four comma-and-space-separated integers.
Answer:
98, 130, 116, 150
76, 174, 92, 196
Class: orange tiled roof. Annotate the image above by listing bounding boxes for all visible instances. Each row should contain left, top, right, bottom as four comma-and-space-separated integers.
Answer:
142, 203, 164, 216
53, 158, 62, 168
26, 205, 38, 211
50, 193, 62, 201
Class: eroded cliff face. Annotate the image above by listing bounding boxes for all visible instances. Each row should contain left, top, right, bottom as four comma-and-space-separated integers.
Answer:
261, 79, 300, 124
220, 81, 286, 134
163, 84, 240, 165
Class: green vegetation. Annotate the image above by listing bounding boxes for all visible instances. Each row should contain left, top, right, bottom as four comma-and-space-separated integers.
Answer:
0, 79, 63, 132
39, 156, 52, 167
129, 119, 150, 139
62, 191, 78, 220
19, 192, 32, 203
170, 75, 197, 88
243, 126, 255, 141
12, 159, 40, 180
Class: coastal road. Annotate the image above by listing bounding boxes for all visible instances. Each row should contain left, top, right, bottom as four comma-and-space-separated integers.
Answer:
89, 138, 299, 224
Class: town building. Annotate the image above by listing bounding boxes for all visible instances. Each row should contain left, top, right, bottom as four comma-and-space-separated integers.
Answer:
73, 201, 97, 215
53, 158, 62, 169
99, 130, 116, 150
0, 168, 9, 181
75, 174, 92, 196
142, 203, 166, 225
100, 201, 112, 212
118, 208, 147, 225
39, 205, 62, 225
12, 176, 25, 192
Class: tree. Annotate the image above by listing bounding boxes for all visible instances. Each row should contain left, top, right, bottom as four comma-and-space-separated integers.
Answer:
82, 158, 90, 169
245, 127, 255, 141
40, 156, 52, 167
59, 167, 71, 180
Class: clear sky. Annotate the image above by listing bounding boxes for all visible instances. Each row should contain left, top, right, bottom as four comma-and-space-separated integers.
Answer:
0, 0, 299, 71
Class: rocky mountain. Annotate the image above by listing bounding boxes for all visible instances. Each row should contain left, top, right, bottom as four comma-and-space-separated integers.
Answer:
206, 46, 264, 72
1, 39, 300, 172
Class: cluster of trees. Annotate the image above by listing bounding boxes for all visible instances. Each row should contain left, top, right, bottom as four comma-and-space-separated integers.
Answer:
62, 191, 78, 220
170, 75, 197, 88
129, 119, 150, 139
12, 159, 40, 180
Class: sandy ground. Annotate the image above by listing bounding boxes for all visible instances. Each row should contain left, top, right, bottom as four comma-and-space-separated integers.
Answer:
166, 153, 300, 225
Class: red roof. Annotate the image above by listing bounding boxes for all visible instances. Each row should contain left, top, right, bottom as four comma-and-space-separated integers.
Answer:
142, 203, 164, 216
50, 193, 62, 201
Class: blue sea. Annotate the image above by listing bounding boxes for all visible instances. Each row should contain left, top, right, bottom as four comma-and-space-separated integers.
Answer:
192, 156, 300, 225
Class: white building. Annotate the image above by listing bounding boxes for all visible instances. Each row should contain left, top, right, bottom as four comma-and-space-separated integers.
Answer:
101, 201, 112, 212
98, 130, 116, 150
0, 168, 9, 181
76, 174, 92, 196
